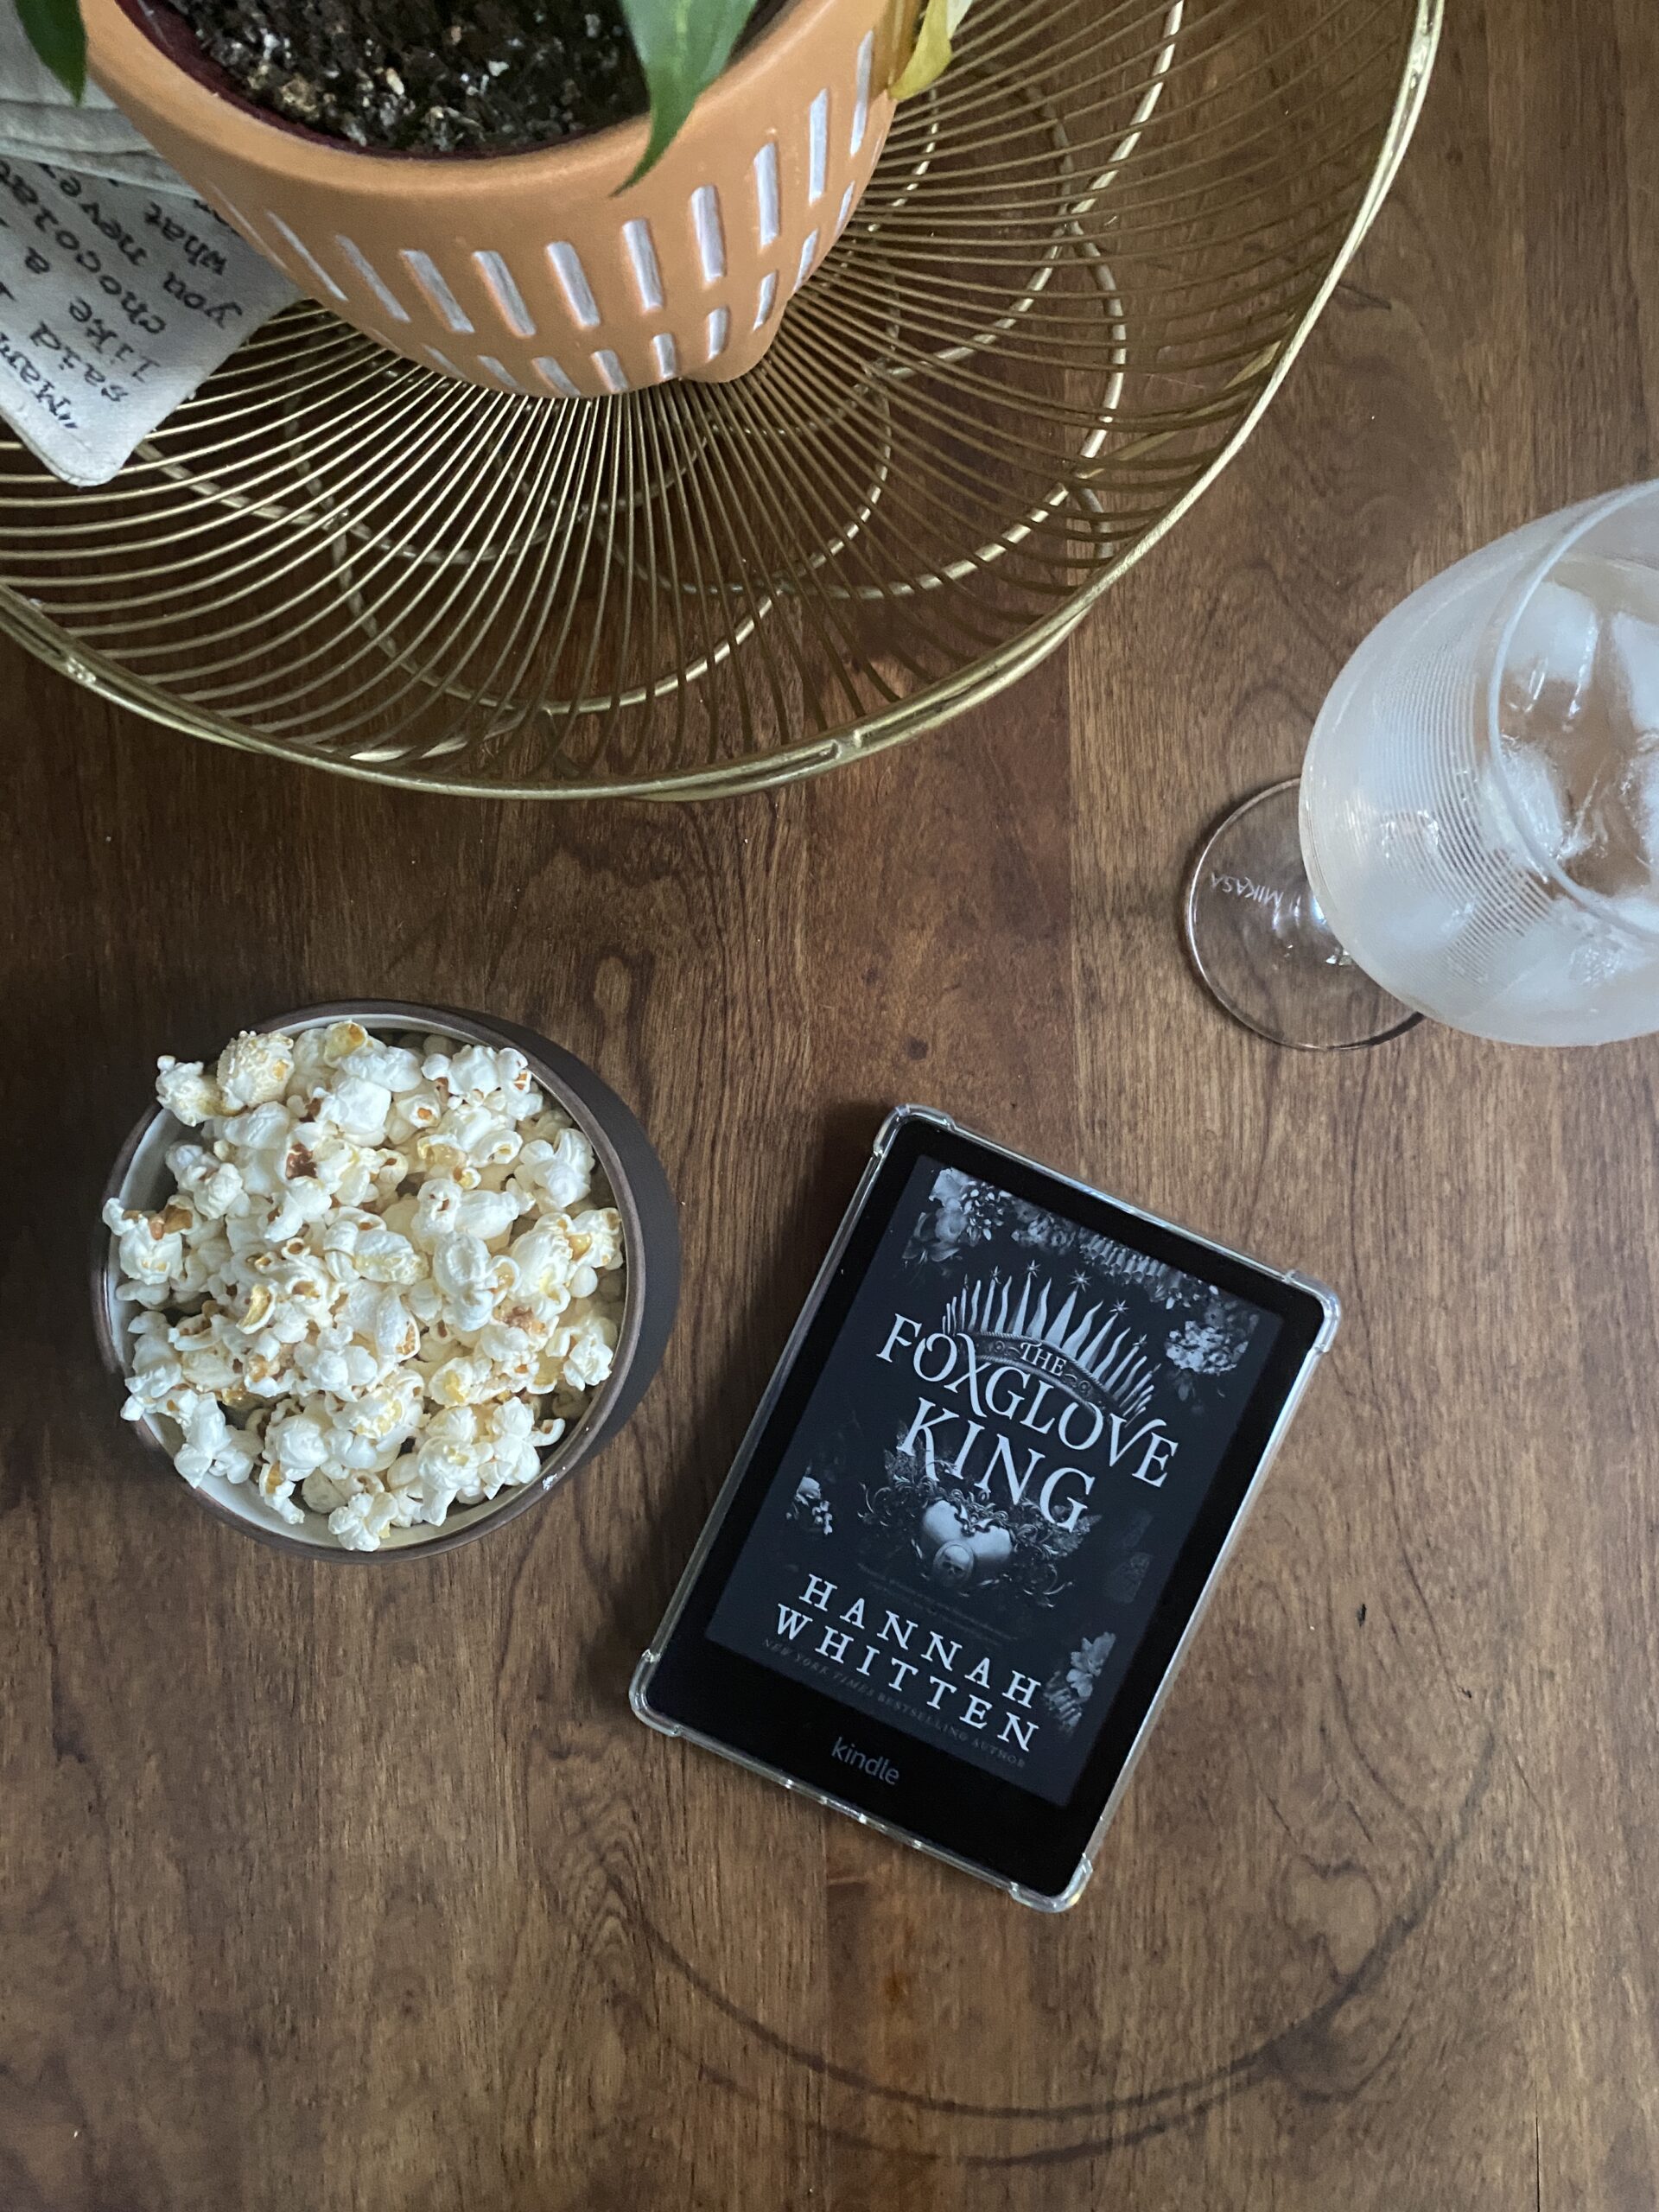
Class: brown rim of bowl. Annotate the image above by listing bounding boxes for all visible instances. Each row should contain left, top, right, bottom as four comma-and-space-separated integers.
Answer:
92, 1001, 653, 1561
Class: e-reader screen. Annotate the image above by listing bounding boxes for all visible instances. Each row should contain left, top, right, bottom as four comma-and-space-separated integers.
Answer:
703, 1150, 1283, 1808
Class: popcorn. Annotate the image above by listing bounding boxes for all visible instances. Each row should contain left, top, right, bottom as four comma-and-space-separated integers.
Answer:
321, 1020, 371, 1065
561, 1312, 618, 1392
353, 1227, 425, 1286
216, 1029, 296, 1111
431, 1230, 495, 1332
474, 1322, 537, 1392
512, 1126, 594, 1210
257, 1464, 306, 1526
479, 1127, 523, 1170
327, 1491, 403, 1550
265, 1178, 334, 1244
173, 1396, 229, 1485
341, 1370, 424, 1444
301, 1465, 355, 1515
481, 1397, 542, 1490
341, 1039, 424, 1094
107, 1023, 627, 1550
366, 1287, 422, 1363
103, 1199, 187, 1294
569, 1207, 624, 1274
508, 1217, 578, 1300
387, 1087, 444, 1142
167, 1142, 246, 1221
155, 1057, 224, 1127
411, 1175, 463, 1245
437, 1100, 505, 1162
411, 1439, 486, 1525
321, 1076, 393, 1146
426, 1352, 493, 1408
445, 1044, 499, 1097
454, 1187, 522, 1244
269, 1410, 330, 1473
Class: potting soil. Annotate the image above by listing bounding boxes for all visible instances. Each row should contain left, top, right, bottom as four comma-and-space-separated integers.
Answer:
162, 0, 650, 153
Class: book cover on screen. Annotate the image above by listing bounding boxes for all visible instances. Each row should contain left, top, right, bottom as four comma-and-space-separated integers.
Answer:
709, 1159, 1281, 1806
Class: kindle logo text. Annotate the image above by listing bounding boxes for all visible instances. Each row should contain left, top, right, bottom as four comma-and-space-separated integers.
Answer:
831, 1736, 899, 1783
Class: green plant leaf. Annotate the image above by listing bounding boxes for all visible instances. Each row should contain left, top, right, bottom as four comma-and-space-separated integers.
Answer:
619, 0, 758, 184
15, 0, 87, 99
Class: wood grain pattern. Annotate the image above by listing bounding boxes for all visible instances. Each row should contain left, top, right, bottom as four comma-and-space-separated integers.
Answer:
3, 2, 1658, 2203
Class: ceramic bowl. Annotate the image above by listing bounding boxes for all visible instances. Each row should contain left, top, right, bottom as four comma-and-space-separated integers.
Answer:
92, 1000, 680, 1558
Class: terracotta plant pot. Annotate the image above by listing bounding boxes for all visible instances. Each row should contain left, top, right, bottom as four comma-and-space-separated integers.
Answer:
86, 0, 910, 397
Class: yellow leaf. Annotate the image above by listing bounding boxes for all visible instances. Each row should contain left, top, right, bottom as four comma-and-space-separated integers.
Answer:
890, 0, 953, 100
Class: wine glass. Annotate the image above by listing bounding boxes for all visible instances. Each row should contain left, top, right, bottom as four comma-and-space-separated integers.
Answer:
1184, 482, 1659, 1048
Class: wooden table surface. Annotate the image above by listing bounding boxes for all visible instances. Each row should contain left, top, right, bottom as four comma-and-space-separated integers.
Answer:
5, 3, 1658, 2205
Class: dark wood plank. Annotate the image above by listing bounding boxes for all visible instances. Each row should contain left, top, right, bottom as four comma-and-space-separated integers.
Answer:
3, 0, 1659, 2206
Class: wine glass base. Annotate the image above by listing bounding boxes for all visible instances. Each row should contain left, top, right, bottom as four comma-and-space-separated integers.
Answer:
1182, 779, 1422, 1050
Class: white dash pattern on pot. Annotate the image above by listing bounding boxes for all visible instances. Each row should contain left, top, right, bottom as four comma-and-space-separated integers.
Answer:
809, 89, 830, 201
399, 249, 474, 333
336, 235, 410, 321
472, 250, 537, 337
475, 354, 526, 390
851, 32, 874, 156
691, 184, 727, 283
547, 241, 601, 329
266, 212, 346, 299
753, 140, 781, 250
622, 218, 665, 311
532, 355, 582, 398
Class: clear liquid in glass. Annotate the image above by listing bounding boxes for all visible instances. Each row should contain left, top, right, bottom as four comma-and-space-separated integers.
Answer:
1299, 491, 1659, 1046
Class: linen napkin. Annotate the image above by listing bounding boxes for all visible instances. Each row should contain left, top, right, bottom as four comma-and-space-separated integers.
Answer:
0, 8, 297, 484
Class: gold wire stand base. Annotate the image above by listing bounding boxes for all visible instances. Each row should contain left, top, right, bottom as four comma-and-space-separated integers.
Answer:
0, 0, 1439, 800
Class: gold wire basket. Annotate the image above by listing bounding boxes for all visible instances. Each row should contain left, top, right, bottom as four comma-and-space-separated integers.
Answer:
0, 0, 1439, 799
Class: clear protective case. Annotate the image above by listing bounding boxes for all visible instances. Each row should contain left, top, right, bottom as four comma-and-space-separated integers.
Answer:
632, 1105, 1340, 1910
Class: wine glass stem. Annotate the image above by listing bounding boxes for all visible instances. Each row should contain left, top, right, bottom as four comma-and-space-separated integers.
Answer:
1183, 778, 1422, 1049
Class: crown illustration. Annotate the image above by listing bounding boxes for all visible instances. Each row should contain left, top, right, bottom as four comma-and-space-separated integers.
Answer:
940, 1267, 1155, 1419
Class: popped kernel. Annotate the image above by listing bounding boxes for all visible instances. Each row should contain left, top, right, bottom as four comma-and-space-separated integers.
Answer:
216, 1030, 296, 1112
155, 1057, 224, 1128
